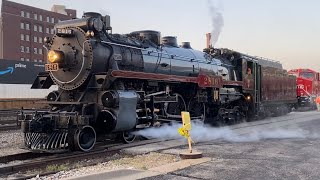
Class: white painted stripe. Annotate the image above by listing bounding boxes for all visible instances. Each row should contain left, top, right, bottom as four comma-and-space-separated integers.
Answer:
0, 84, 58, 99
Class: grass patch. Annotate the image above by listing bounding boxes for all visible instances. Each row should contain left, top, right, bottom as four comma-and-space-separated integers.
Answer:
46, 164, 69, 172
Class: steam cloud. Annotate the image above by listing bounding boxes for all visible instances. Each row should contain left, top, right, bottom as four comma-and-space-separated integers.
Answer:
208, 0, 224, 46
134, 121, 316, 143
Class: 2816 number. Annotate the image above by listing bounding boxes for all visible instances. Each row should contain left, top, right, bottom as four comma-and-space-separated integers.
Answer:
45, 63, 59, 71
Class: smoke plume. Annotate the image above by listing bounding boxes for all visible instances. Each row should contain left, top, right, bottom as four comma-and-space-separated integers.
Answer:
134, 121, 314, 143
208, 0, 224, 46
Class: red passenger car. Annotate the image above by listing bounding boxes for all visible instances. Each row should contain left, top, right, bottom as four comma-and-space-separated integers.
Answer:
288, 68, 320, 108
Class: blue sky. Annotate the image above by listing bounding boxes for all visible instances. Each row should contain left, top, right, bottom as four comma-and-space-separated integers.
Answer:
2, 0, 320, 70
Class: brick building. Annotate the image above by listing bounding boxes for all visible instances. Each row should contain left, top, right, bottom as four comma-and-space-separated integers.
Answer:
0, 0, 76, 62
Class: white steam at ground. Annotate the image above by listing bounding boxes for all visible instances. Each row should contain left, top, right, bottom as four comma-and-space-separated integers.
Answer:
134, 121, 316, 143
208, 0, 224, 46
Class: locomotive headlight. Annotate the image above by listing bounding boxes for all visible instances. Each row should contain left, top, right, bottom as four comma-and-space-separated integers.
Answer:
246, 95, 251, 101
47, 50, 64, 63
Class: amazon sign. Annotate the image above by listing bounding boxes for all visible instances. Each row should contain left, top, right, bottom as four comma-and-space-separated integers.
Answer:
0, 59, 45, 84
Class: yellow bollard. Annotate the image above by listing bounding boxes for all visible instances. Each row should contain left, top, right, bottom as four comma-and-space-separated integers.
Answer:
178, 111, 202, 159
182, 111, 192, 153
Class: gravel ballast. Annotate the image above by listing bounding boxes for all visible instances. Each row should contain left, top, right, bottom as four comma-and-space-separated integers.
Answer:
0, 130, 26, 157
30, 152, 178, 180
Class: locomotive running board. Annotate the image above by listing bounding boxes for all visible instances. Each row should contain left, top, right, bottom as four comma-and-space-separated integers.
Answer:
35, 101, 92, 105
110, 70, 224, 88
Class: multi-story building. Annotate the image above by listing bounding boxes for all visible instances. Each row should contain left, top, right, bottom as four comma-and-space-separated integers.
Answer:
0, 0, 76, 62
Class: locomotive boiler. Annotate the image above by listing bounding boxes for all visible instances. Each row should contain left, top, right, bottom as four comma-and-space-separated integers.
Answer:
19, 12, 297, 152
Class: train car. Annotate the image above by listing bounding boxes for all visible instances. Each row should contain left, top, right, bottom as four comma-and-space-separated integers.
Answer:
18, 12, 297, 152
288, 68, 320, 108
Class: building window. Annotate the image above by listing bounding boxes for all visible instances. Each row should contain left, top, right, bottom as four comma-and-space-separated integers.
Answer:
26, 47, 30, 53
46, 27, 49, 34
38, 37, 42, 43
39, 15, 42, 21
20, 34, 24, 41
39, 59, 43, 63
21, 11, 25, 17
39, 26, 43, 32
20, 22, 24, 29
34, 36, 37, 43
26, 35, 30, 41
26, 12, 30, 18
47, 16, 50, 22
33, 48, 37, 54
34, 14, 37, 20
51, 17, 54, 23
39, 48, 42, 54
21, 46, 25, 52
26, 23, 30, 30
34, 25, 37, 31
50, 28, 55, 34
34, 59, 37, 62
20, 57, 25, 61
26, 58, 30, 62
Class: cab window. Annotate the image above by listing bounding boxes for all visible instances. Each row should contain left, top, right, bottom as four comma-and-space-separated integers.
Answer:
247, 61, 253, 75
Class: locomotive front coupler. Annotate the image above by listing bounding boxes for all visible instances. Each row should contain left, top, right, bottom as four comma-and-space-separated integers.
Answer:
19, 110, 52, 133
19, 110, 89, 133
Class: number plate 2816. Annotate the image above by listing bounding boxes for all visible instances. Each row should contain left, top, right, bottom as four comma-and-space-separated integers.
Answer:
45, 63, 59, 71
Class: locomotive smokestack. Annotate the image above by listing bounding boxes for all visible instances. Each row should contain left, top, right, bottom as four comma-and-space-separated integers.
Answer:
206, 33, 212, 48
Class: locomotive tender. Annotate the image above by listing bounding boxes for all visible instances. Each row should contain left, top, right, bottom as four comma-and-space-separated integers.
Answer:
19, 12, 297, 152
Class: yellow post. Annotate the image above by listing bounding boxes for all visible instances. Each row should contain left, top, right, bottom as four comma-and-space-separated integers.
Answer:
178, 111, 203, 159
181, 111, 192, 131
181, 111, 192, 153
188, 137, 192, 153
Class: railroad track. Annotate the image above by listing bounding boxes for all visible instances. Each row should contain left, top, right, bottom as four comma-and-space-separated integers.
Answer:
0, 109, 48, 131
0, 110, 19, 132
0, 138, 168, 179
0, 141, 116, 165
0, 152, 51, 164
0, 124, 20, 131
1, 111, 318, 179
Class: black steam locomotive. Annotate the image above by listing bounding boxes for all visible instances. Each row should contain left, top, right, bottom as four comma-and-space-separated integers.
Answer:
19, 12, 297, 152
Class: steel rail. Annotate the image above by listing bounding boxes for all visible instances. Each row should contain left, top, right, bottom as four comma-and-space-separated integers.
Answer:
0, 138, 168, 176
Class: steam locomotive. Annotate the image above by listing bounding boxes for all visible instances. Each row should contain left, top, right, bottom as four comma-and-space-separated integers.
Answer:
19, 12, 297, 152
